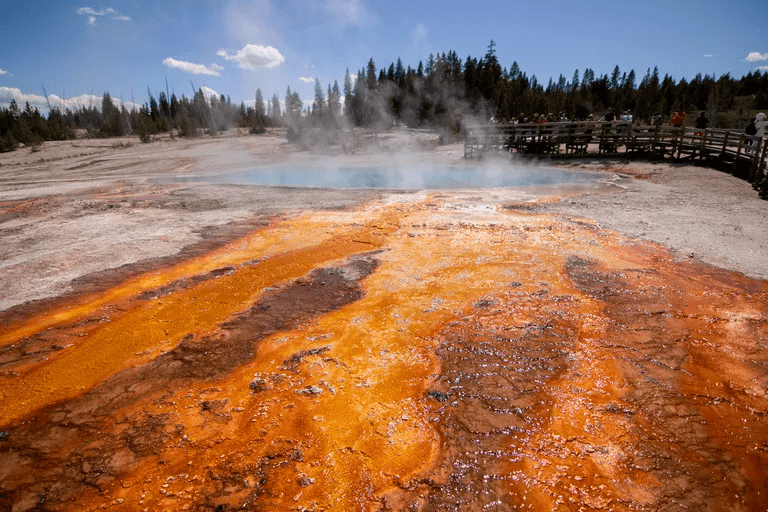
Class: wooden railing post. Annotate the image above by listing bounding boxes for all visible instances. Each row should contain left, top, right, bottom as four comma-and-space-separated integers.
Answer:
749, 137, 763, 183
721, 131, 729, 161
759, 138, 768, 196
732, 134, 744, 175
623, 124, 630, 155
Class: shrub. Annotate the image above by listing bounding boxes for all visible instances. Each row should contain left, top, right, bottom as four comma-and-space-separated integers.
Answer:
0, 132, 18, 152
178, 113, 200, 138
137, 117, 152, 143
250, 117, 266, 135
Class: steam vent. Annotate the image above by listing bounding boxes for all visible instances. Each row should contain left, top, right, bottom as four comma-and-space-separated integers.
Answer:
1, 182, 767, 511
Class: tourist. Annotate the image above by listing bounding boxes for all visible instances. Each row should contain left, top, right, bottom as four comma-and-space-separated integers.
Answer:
697, 111, 708, 127
747, 113, 765, 156
756, 113, 765, 139
745, 116, 757, 153
670, 111, 685, 127
696, 112, 709, 129
755, 114, 767, 191
695, 111, 708, 136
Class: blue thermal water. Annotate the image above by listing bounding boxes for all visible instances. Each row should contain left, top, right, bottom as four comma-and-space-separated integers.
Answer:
177, 166, 609, 190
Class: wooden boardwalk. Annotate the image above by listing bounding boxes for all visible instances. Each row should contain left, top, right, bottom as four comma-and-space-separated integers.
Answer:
465, 122, 768, 198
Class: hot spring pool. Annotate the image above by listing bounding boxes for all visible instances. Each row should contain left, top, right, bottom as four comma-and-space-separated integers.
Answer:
172, 164, 611, 190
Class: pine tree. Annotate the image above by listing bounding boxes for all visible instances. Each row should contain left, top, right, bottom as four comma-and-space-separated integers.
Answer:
255, 88, 265, 118
625, 70, 636, 90
610, 66, 621, 90
285, 87, 302, 119
99, 93, 124, 137
328, 80, 341, 118
366, 59, 377, 90
343, 69, 353, 119
425, 54, 435, 75
571, 69, 580, 92
313, 78, 326, 117
271, 93, 281, 120
395, 58, 405, 87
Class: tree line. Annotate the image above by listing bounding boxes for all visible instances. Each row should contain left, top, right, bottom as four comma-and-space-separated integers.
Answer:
0, 87, 279, 152
337, 41, 768, 132
2, 41, 768, 152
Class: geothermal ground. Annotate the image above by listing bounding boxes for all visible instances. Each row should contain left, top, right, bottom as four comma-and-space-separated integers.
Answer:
0, 129, 767, 511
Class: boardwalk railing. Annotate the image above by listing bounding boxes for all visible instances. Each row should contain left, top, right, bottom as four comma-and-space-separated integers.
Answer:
464, 122, 768, 198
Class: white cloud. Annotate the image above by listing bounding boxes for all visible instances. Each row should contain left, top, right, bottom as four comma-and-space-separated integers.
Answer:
0, 87, 48, 111
0, 87, 140, 114
704, 54, 713, 58
162, 57, 222, 76
757, 66, 768, 71
0, 68, 7, 75
76, 6, 131, 24
76, 7, 100, 15
104, 7, 131, 21
745, 52, 768, 62
199, 86, 220, 102
411, 23, 427, 46
217, 44, 285, 70
321, 0, 372, 27
299, 76, 314, 83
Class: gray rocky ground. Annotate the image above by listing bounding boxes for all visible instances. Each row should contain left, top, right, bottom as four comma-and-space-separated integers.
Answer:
0, 128, 765, 312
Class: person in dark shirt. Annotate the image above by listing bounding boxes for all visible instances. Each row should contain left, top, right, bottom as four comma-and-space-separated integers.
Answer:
694, 111, 708, 136
696, 112, 709, 129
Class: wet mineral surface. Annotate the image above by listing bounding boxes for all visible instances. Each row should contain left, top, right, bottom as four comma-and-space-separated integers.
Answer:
1, 193, 767, 511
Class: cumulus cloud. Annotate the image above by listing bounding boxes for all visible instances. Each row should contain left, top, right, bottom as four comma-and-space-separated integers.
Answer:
76, 6, 131, 24
299, 76, 314, 83
757, 66, 768, 71
217, 44, 284, 70
745, 52, 768, 62
199, 86, 220, 102
321, 0, 372, 27
0, 87, 139, 114
162, 57, 222, 76
0, 87, 48, 110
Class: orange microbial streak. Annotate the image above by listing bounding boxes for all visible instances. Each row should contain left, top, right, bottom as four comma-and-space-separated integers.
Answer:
0, 211, 377, 346
0, 207, 395, 427
1, 195, 767, 511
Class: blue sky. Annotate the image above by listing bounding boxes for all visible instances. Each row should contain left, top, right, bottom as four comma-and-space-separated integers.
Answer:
0, 0, 766, 113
